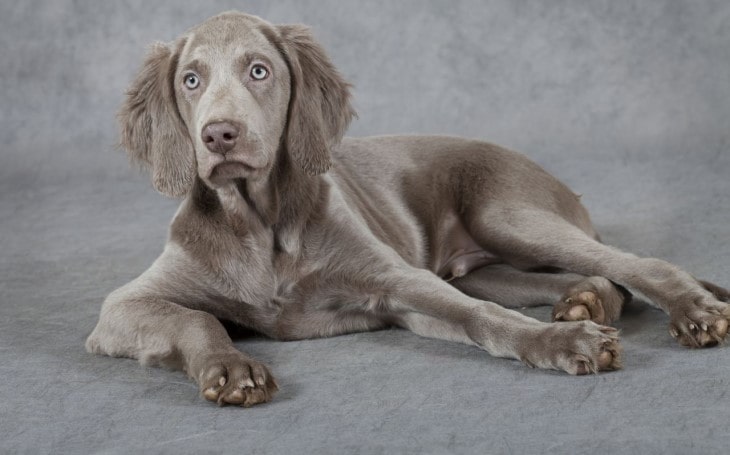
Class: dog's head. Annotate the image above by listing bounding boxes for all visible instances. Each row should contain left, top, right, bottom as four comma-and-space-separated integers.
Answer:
119, 12, 355, 196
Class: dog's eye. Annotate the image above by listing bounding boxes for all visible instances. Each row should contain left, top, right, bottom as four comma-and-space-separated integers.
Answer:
250, 65, 269, 81
183, 73, 200, 90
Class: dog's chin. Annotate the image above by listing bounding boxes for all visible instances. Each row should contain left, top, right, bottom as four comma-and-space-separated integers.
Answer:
206, 162, 261, 187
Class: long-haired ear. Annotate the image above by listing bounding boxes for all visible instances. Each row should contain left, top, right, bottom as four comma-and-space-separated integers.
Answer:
276, 25, 355, 175
118, 40, 195, 197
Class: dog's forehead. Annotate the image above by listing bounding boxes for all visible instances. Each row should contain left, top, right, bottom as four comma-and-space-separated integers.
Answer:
182, 13, 279, 63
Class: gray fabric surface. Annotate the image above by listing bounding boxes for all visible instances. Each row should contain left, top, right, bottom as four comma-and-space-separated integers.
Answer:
2, 1, 729, 453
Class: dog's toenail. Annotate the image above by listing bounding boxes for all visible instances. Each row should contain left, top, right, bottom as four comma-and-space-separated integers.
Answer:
701, 323, 708, 331
219, 376, 227, 387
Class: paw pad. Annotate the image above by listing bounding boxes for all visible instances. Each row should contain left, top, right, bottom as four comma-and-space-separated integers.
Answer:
197, 352, 278, 407
554, 291, 605, 324
669, 302, 730, 348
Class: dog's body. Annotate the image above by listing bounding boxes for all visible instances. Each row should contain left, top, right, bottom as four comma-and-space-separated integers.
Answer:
87, 12, 730, 407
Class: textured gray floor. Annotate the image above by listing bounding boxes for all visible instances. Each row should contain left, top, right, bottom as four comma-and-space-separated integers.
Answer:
2, 1, 729, 454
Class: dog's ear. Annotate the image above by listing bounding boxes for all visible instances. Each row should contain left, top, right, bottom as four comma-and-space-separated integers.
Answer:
276, 25, 355, 175
118, 41, 195, 197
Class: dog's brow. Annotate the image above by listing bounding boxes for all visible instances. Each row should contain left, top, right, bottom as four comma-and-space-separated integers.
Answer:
237, 52, 275, 71
182, 59, 205, 74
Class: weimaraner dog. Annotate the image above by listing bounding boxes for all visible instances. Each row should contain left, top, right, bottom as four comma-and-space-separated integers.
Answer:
86, 11, 730, 407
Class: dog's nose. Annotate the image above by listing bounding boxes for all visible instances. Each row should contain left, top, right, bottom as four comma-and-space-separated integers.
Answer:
202, 121, 240, 155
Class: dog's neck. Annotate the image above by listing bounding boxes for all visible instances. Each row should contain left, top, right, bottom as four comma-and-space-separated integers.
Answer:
201, 150, 328, 249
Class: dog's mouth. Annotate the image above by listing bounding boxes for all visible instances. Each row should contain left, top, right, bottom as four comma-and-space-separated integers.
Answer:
212, 161, 255, 177
208, 161, 258, 185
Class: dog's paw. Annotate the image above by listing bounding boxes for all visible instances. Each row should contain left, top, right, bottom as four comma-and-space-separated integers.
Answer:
552, 276, 626, 325
520, 321, 622, 375
668, 295, 730, 348
195, 351, 278, 407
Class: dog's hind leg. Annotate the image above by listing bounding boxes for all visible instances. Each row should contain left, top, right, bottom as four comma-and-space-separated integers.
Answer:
463, 205, 730, 348
450, 264, 628, 324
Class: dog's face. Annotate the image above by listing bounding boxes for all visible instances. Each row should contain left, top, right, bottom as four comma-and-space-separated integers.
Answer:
175, 15, 291, 187
119, 11, 355, 197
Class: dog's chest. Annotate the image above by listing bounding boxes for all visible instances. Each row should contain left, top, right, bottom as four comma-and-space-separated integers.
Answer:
217, 228, 317, 307
200, 229, 278, 306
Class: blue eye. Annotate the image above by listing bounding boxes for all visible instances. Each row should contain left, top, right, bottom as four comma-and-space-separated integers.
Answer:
184, 73, 200, 89
250, 64, 268, 80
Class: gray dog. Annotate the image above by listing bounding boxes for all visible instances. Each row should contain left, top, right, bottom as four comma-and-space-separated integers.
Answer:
86, 11, 730, 407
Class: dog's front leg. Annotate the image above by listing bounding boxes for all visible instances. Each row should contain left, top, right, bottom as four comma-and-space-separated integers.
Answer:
85, 290, 277, 407
387, 268, 621, 375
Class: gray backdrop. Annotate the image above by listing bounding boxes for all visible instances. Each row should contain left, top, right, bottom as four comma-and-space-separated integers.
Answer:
1, 1, 729, 453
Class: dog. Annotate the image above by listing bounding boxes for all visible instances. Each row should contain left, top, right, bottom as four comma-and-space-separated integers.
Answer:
86, 11, 730, 407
